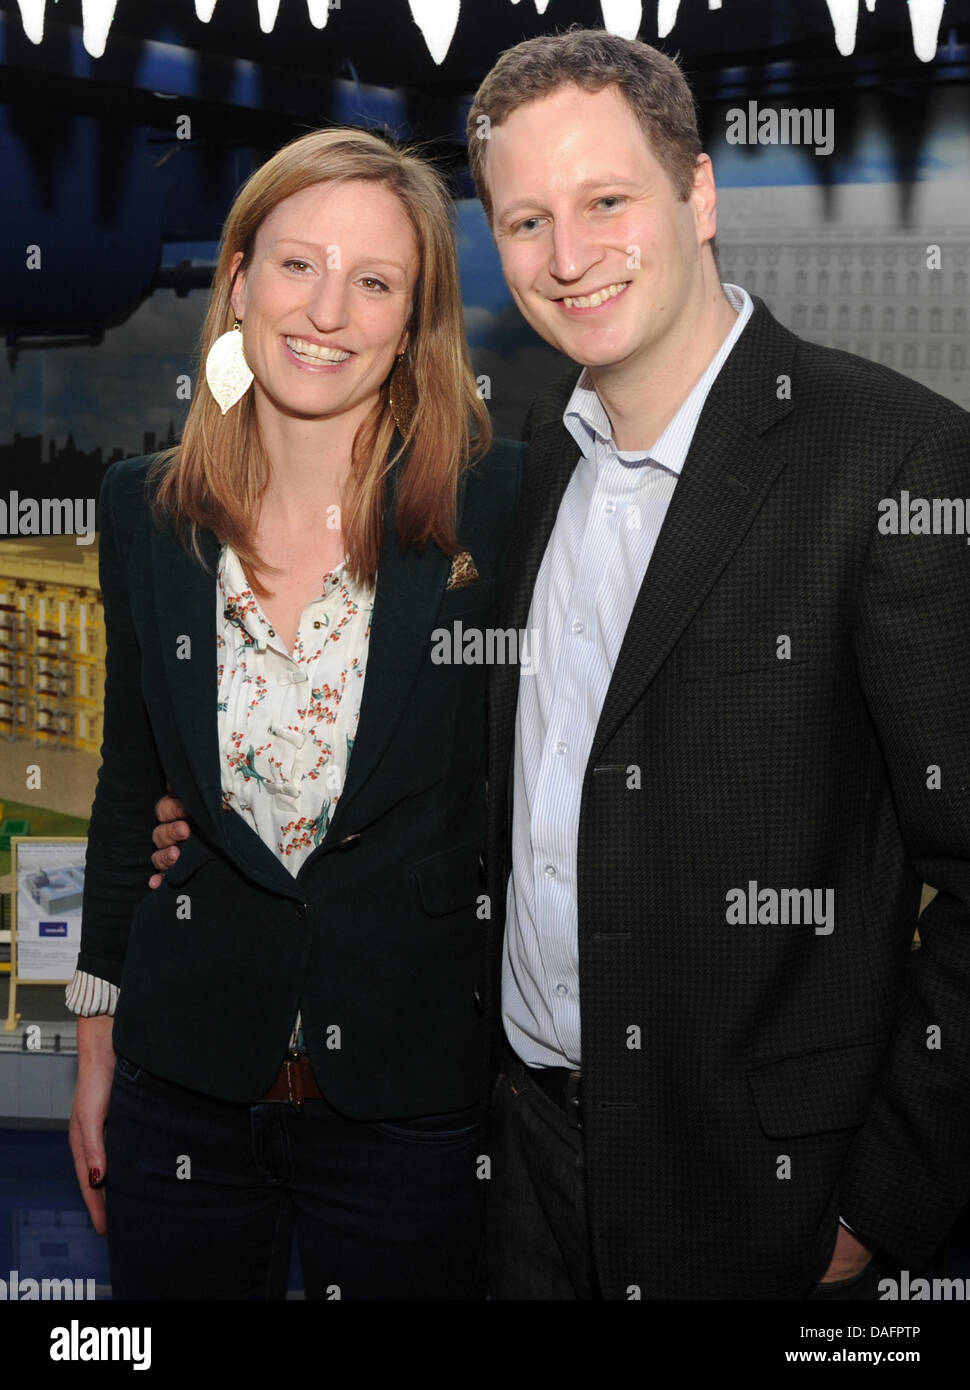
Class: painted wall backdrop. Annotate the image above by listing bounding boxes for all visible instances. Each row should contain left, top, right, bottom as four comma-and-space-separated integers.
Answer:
1, 88, 967, 503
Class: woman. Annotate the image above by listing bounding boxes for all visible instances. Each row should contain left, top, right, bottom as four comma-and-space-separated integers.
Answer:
66, 127, 522, 1300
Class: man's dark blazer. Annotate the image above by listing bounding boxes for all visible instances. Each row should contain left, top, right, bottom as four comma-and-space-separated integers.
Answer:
483, 298, 970, 1300
79, 436, 522, 1116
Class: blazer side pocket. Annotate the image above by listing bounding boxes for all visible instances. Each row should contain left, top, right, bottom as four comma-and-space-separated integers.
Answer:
412, 838, 485, 917
747, 1034, 888, 1138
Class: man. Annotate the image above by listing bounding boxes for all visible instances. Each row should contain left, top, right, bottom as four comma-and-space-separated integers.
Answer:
466, 29, 970, 1299
151, 29, 970, 1301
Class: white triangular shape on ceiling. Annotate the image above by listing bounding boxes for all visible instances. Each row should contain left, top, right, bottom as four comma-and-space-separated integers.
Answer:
15, 0, 45, 44
655, 0, 679, 40
908, 0, 945, 62
824, 0, 859, 56
602, 0, 644, 38
409, 0, 461, 65
257, 0, 281, 33
81, 0, 118, 58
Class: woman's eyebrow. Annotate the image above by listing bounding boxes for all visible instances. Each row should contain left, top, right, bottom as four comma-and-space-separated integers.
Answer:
270, 236, 408, 272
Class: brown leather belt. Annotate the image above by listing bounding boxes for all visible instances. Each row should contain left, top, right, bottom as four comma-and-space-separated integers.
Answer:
260, 1053, 323, 1107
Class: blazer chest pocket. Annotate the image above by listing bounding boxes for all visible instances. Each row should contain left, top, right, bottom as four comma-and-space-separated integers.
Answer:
412, 838, 484, 917
747, 1034, 887, 1138
678, 616, 817, 683
434, 578, 495, 625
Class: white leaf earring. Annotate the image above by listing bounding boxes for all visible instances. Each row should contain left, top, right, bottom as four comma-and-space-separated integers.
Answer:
205, 319, 254, 414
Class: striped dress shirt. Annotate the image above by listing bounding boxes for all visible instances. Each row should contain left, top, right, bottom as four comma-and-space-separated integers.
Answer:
502, 283, 754, 1069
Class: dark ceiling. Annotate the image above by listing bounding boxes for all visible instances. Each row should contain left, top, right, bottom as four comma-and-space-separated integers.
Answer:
1, 0, 969, 97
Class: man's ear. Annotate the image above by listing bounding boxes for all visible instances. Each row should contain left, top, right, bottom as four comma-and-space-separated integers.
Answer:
228, 249, 247, 320
689, 154, 718, 246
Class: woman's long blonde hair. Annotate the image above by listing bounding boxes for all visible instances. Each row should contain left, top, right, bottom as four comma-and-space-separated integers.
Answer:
150, 127, 491, 591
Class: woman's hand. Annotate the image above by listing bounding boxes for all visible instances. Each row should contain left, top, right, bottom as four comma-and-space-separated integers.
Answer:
148, 793, 191, 888
69, 1015, 116, 1235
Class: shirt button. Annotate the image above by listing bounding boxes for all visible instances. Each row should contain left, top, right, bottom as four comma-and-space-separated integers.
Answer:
571, 620, 584, 635
267, 628, 275, 637
555, 983, 568, 996
544, 864, 556, 878
294, 902, 310, 920
313, 621, 323, 629
604, 500, 616, 514
554, 741, 567, 755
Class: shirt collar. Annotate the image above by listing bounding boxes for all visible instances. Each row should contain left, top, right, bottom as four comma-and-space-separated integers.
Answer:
218, 544, 271, 652
563, 283, 754, 476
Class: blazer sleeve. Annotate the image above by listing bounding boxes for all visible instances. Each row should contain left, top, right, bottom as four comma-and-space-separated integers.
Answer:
838, 409, 970, 1268
76, 460, 167, 986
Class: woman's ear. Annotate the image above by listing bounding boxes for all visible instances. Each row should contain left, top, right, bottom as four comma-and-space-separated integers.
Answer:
228, 250, 246, 321
395, 301, 414, 358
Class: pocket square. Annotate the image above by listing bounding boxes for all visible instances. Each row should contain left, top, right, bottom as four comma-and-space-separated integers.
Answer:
446, 550, 481, 590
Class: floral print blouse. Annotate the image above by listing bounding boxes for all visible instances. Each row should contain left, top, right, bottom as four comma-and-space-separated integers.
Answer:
217, 543, 373, 873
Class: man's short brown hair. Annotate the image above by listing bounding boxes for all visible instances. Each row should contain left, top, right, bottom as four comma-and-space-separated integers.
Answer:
467, 28, 702, 225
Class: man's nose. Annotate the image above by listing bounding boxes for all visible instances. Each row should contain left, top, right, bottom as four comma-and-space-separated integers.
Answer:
549, 221, 600, 285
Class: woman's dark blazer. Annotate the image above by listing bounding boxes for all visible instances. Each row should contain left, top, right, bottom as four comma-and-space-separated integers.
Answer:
78, 437, 523, 1116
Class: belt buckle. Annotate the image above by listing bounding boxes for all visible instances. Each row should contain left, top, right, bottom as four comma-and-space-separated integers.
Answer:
564, 1070, 582, 1130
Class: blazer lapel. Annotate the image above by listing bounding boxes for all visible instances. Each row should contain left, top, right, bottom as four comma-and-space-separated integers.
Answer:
312, 447, 457, 849
151, 516, 298, 892
502, 418, 579, 634
589, 301, 797, 766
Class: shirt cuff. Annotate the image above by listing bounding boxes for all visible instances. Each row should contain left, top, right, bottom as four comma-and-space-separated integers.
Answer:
65, 970, 119, 1017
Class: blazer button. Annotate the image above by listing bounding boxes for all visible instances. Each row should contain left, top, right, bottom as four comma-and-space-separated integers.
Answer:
294, 902, 310, 920
338, 833, 362, 850
473, 986, 482, 1013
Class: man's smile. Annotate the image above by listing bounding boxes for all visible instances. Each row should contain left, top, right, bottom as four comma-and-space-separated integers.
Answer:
553, 280, 632, 313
